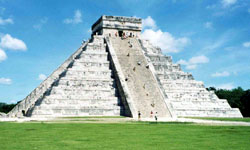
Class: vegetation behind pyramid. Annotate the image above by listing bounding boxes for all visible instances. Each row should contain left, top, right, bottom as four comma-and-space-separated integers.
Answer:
7, 16, 242, 118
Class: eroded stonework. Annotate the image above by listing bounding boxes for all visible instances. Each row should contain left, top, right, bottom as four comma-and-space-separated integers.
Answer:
7, 15, 242, 118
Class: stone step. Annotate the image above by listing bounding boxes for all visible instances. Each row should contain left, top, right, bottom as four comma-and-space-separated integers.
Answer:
162, 82, 204, 88
85, 47, 106, 53
59, 76, 113, 82
153, 64, 180, 71
148, 55, 172, 62
55, 82, 114, 89
74, 58, 109, 63
43, 96, 118, 101
160, 80, 204, 85
171, 101, 231, 109
174, 107, 234, 111
67, 67, 110, 72
31, 108, 121, 116
55, 83, 114, 89
78, 51, 107, 57
46, 91, 116, 99
39, 100, 120, 107
56, 79, 114, 87
33, 105, 121, 111
41, 99, 119, 105
51, 86, 115, 92
62, 72, 112, 79
64, 70, 112, 77
163, 86, 206, 91
168, 96, 212, 100
175, 109, 242, 117
81, 50, 107, 55
72, 61, 110, 68
49, 89, 116, 96
169, 97, 217, 101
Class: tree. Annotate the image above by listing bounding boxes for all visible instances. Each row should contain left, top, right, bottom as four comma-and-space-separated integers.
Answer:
240, 90, 250, 117
207, 87, 250, 117
0, 102, 17, 114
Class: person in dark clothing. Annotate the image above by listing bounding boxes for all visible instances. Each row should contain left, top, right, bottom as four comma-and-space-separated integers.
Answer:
138, 111, 141, 120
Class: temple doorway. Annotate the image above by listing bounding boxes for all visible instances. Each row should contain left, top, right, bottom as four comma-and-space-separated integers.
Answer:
118, 31, 123, 37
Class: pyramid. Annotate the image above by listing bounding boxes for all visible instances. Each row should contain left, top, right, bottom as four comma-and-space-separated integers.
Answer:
7, 16, 242, 118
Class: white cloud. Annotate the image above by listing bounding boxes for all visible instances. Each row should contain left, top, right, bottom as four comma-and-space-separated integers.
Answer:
0, 48, 7, 62
221, 0, 237, 7
211, 71, 230, 77
0, 34, 27, 51
217, 83, 234, 90
243, 41, 250, 48
189, 55, 209, 64
142, 16, 156, 29
141, 16, 190, 53
177, 55, 209, 70
38, 74, 47, 80
204, 22, 213, 29
0, 77, 12, 85
141, 29, 190, 53
10, 100, 17, 104
33, 17, 48, 31
0, 17, 13, 25
63, 9, 82, 24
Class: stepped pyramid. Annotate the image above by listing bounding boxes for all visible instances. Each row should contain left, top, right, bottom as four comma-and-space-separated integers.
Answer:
7, 16, 242, 118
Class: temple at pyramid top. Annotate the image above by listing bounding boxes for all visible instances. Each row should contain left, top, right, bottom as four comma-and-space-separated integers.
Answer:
91, 15, 142, 37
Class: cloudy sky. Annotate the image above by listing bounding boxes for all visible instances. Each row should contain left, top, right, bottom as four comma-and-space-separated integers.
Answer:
0, 0, 250, 103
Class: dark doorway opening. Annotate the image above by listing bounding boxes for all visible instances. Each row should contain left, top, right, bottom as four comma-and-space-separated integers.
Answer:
118, 31, 123, 37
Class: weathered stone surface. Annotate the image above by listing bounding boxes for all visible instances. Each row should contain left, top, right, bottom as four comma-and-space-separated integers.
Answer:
106, 37, 172, 118
6, 15, 243, 118
139, 39, 242, 118
0, 112, 6, 118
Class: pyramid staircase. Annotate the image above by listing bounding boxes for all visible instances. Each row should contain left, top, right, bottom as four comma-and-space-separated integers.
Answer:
106, 37, 172, 118
139, 39, 242, 117
8, 35, 122, 117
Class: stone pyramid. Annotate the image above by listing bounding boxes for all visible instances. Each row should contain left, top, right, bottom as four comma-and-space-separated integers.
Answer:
7, 16, 242, 118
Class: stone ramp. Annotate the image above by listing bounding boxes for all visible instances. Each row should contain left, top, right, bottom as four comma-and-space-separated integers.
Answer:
107, 37, 171, 118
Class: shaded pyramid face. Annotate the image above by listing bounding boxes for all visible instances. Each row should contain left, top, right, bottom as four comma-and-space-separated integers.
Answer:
8, 16, 242, 118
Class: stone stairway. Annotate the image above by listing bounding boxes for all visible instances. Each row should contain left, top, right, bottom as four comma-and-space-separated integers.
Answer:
108, 37, 171, 118
139, 39, 242, 118
25, 35, 122, 117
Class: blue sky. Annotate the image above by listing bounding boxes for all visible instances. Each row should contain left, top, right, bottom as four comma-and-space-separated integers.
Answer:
0, 0, 249, 104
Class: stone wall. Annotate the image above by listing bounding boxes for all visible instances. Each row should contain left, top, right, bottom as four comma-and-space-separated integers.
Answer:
138, 39, 243, 118
8, 36, 123, 118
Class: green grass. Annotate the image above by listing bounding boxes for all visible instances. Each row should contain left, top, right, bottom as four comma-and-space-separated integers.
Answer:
62, 116, 126, 119
187, 117, 250, 122
1, 122, 250, 150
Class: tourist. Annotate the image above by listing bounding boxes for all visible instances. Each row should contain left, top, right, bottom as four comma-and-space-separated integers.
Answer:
138, 111, 141, 120
150, 111, 153, 118
155, 112, 158, 122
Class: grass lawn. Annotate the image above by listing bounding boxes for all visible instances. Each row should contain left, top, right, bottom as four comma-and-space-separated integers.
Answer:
187, 117, 250, 122
0, 122, 250, 150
